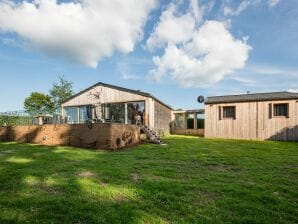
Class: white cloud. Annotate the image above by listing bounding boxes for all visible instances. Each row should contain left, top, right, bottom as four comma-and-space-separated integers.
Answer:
268, 0, 281, 7
146, 3, 196, 51
149, 14, 251, 87
223, 0, 252, 17
287, 89, 298, 93
246, 64, 298, 76
0, 0, 156, 67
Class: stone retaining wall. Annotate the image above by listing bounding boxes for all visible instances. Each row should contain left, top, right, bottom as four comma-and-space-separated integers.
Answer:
0, 123, 140, 150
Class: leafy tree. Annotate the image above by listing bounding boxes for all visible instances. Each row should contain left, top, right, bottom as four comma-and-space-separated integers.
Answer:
49, 76, 73, 113
24, 92, 54, 116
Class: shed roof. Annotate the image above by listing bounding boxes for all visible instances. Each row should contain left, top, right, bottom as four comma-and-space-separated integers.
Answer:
62, 82, 173, 110
205, 91, 298, 104
173, 109, 205, 113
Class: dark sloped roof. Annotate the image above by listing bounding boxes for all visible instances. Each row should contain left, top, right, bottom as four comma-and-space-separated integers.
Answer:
62, 82, 173, 110
173, 109, 205, 113
205, 91, 298, 104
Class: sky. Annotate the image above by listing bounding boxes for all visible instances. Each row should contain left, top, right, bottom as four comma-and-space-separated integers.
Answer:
0, 0, 297, 111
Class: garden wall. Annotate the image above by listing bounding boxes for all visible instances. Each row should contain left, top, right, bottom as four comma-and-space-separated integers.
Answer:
0, 123, 140, 150
172, 129, 204, 137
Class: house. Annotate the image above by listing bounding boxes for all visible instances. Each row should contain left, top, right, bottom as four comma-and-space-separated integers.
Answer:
61, 82, 173, 135
171, 109, 205, 136
204, 92, 298, 141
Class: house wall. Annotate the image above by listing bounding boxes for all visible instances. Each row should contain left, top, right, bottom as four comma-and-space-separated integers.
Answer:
0, 123, 140, 149
153, 100, 172, 135
205, 100, 298, 141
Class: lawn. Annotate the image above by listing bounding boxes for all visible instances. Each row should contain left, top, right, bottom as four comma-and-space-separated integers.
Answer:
0, 136, 297, 224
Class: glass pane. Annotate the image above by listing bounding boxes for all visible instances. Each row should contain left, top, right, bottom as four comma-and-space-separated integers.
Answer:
274, 104, 287, 116
175, 113, 184, 129
223, 107, 235, 118
186, 113, 194, 129
64, 107, 78, 124
104, 103, 125, 123
79, 106, 92, 123
196, 113, 205, 129
127, 101, 145, 125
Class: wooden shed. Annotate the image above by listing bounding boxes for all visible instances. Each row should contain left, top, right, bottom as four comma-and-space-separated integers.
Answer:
61, 82, 173, 135
205, 92, 298, 141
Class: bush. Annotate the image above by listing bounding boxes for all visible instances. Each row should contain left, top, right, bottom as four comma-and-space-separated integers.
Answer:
0, 115, 33, 126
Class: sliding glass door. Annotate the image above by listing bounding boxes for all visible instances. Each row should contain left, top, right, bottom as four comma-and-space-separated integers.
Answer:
64, 105, 92, 124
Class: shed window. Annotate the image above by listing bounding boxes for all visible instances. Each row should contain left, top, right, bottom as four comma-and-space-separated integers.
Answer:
274, 104, 288, 117
223, 106, 236, 119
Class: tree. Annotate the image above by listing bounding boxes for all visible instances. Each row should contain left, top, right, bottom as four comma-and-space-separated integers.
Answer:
49, 76, 73, 113
24, 92, 54, 116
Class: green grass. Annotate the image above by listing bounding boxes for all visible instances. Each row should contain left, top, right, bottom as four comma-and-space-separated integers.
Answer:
0, 136, 297, 224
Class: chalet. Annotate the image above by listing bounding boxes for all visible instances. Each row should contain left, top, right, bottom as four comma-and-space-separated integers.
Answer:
61, 82, 173, 135
204, 92, 298, 141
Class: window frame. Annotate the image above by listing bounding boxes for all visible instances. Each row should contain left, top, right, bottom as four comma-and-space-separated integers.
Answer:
222, 106, 236, 119
273, 103, 289, 118
186, 113, 195, 129
174, 113, 185, 129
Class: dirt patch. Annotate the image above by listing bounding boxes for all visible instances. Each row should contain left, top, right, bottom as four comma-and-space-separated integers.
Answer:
208, 164, 240, 172
195, 191, 218, 206
78, 171, 96, 177
32, 152, 43, 157
131, 173, 140, 182
39, 185, 63, 195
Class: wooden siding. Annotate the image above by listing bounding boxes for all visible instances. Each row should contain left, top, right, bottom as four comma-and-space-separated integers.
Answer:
154, 100, 172, 135
205, 100, 298, 141
62, 85, 150, 106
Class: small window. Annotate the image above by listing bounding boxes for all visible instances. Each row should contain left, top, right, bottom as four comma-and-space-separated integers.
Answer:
223, 106, 236, 119
274, 104, 288, 117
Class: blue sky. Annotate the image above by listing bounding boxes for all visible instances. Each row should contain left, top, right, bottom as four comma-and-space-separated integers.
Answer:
0, 0, 297, 111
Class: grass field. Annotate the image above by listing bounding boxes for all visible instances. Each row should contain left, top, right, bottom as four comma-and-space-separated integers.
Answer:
0, 136, 297, 223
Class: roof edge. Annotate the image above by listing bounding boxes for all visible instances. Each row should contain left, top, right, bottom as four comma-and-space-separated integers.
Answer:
62, 82, 173, 110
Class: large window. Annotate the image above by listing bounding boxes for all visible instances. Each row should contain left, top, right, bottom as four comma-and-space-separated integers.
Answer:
174, 113, 184, 129
127, 101, 145, 125
64, 107, 78, 124
186, 113, 194, 129
274, 103, 288, 117
223, 106, 236, 119
104, 103, 125, 123
64, 106, 92, 124
79, 106, 92, 123
196, 113, 205, 129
